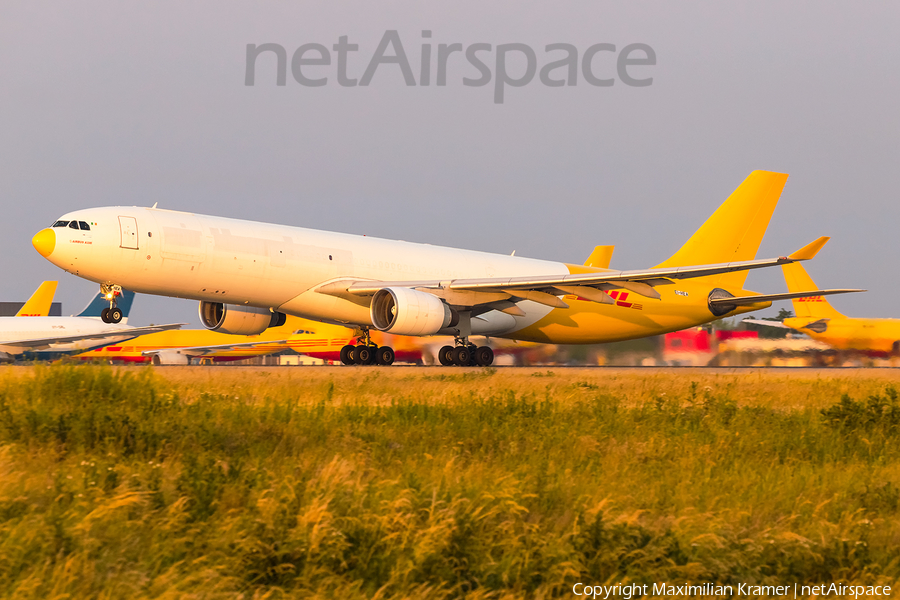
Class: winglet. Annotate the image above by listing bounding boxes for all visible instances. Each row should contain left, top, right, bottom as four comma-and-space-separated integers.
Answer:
788, 236, 830, 261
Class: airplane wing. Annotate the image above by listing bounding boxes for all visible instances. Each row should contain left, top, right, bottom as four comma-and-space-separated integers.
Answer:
4, 323, 186, 350
322, 238, 840, 310
141, 339, 289, 358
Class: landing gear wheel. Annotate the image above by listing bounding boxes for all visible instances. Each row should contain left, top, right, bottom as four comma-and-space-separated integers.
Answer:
452, 346, 471, 366
438, 345, 455, 366
347, 346, 360, 364
474, 346, 494, 367
340, 345, 354, 365
99, 284, 124, 323
356, 345, 375, 365
375, 346, 395, 366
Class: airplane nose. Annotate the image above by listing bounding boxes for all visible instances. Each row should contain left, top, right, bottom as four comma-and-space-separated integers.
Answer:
32, 228, 56, 258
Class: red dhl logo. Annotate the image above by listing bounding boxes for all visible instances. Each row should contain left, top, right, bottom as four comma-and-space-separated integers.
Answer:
797, 296, 825, 303
608, 291, 643, 310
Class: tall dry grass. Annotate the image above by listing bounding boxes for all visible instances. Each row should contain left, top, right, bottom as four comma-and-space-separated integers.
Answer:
0, 365, 898, 598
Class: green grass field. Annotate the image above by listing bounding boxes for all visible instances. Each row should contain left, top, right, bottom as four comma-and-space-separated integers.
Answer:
1, 365, 899, 598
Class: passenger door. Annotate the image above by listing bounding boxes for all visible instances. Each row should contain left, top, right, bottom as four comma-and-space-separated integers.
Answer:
118, 216, 139, 249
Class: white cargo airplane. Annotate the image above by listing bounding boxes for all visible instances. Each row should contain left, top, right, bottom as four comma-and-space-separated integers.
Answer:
0, 288, 184, 363
32, 171, 860, 366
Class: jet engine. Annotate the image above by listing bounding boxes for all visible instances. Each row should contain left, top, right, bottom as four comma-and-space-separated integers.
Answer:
199, 302, 286, 335
150, 351, 190, 365
370, 287, 454, 336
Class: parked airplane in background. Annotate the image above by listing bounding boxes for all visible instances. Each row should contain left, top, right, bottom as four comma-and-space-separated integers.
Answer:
745, 263, 896, 355
75, 314, 300, 365
0, 289, 183, 363
76, 315, 536, 365
14, 281, 58, 316
33, 171, 860, 366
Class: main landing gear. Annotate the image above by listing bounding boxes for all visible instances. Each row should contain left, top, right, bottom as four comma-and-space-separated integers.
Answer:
438, 337, 494, 367
100, 284, 124, 324
340, 328, 395, 366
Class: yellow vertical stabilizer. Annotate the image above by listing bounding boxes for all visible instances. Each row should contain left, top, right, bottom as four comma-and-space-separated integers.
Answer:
782, 263, 846, 319
15, 281, 58, 316
584, 245, 614, 269
653, 170, 789, 288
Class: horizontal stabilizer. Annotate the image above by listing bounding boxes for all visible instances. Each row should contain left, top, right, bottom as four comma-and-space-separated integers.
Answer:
781, 262, 847, 319
788, 237, 830, 261
709, 288, 864, 307
741, 319, 790, 329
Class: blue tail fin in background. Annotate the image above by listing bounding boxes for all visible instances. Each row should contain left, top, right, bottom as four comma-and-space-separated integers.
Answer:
77, 290, 136, 319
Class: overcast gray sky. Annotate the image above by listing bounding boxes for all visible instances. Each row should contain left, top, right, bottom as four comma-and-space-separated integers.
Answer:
2, 1, 899, 326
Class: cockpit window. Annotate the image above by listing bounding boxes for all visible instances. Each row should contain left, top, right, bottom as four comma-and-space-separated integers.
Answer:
52, 221, 69, 228
68, 221, 80, 230
79, 221, 90, 230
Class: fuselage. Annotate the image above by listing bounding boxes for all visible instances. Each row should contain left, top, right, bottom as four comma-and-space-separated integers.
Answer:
34, 206, 768, 344
785, 317, 900, 355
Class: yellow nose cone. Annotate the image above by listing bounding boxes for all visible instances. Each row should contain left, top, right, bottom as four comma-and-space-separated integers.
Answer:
32, 228, 56, 258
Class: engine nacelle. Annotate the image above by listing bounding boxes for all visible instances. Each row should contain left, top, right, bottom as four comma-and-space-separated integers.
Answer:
199, 302, 285, 335
150, 351, 190, 366
370, 287, 453, 336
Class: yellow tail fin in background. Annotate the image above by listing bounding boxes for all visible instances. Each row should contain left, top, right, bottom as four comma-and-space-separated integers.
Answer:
782, 263, 846, 319
584, 245, 614, 269
653, 170, 789, 289
16, 281, 58, 316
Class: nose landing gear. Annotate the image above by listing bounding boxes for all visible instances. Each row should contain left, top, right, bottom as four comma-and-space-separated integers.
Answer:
339, 328, 395, 366
99, 284, 124, 324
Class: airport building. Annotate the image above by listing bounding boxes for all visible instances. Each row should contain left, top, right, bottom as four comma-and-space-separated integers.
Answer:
0, 302, 61, 317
